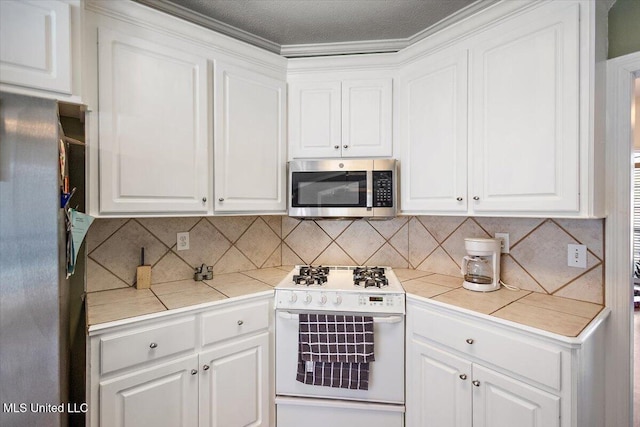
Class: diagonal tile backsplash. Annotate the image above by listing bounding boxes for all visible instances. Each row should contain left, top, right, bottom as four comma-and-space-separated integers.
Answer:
86, 215, 604, 304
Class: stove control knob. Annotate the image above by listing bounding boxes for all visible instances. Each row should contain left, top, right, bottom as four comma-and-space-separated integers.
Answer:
304, 293, 312, 304
333, 294, 342, 306
289, 292, 298, 303
318, 294, 327, 305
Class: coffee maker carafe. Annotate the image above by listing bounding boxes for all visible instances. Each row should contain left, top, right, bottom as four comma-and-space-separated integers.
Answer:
461, 238, 501, 292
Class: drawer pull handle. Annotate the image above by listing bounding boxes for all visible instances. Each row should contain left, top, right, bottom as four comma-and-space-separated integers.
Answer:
466, 338, 474, 345
149, 342, 158, 349
456, 197, 463, 201
334, 145, 340, 149
203, 364, 210, 371
472, 380, 481, 387
191, 369, 198, 375
459, 374, 467, 380
237, 320, 244, 326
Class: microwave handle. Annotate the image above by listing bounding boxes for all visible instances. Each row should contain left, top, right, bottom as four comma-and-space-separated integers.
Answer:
277, 311, 403, 324
366, 170, 373, 209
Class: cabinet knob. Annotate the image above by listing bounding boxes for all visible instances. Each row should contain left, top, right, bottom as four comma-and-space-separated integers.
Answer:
202, 197, 207, 203
149, 342, 158, 349
218, 198, 224, 202
473, 196, 480, 201
456, 197, 463, 201
343, 145, 348, 149
466, 338, 474, 345
459, 374, 467, 380
237, 320, 244, 326
203, 364, 210, 371
472, 380, 481, 387
334, 145, 340, 149
191, 369, 198, 375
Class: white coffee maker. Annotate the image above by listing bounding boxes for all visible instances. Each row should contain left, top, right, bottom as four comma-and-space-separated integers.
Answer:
461, 237, 501, 292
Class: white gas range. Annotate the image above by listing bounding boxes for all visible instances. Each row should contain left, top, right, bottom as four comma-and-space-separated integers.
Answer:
274, 266, 406, 427
274, 265, 405, 314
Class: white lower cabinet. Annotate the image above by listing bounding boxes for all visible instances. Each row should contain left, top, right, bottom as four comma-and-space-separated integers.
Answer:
99, 355, 199, 427
199, 333, 269, 427
88, 296, 272, 427
406, 297, 605, 427
410, 341, 559, 427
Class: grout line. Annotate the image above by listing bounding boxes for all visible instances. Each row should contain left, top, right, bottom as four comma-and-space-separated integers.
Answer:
550, 262, 603, 300
88, 218, 132, 255
507, 254, 550, 294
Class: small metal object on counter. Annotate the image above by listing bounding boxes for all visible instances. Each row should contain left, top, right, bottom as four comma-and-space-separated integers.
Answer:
194, 264, 213, 281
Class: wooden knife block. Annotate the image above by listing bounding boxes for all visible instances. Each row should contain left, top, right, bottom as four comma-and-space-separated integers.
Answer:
136, 265, 151, 289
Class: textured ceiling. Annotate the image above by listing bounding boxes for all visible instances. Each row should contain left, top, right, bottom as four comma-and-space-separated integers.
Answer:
135, 0, 484, 55
161, 0, 477, 45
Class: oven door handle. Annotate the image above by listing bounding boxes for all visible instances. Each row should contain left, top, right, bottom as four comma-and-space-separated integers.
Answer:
277, 311, 403, 324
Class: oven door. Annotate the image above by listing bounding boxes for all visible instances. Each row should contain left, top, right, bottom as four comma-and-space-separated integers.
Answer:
275, 310, 405, 404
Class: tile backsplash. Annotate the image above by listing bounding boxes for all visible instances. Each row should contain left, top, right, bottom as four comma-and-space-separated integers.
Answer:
86, 215, 604, 304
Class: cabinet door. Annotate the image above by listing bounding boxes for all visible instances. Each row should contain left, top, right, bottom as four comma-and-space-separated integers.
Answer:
288, 81, 342, 158
342, 79, 392, 157
199, 332, 269, 427
399, 48, 468, 213
407, 339, 472, 427
100, 355, 198, 427
0, 0, 71, 94
469, 3, 579, 213
214, 62, 286, 212
98, 26, 209, 214
472, 364, 560, 427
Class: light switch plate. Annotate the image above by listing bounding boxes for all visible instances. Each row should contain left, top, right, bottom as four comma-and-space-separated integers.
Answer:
177, 232, 190, 251
567, 244, 587, 268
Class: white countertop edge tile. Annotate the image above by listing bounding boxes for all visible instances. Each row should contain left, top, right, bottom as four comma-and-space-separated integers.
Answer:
405, 293, 611, 347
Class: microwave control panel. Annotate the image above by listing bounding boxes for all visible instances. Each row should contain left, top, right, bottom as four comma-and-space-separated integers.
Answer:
373, 171, 394, 207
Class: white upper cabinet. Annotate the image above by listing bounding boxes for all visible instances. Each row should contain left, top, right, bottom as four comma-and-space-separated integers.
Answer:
399, 48, 468, 213
0, 0, 73, 95
97, 26, 209, 214
214, 62, 286, 213
288, 80, 342, 158
468, 3, 580, 213
86, 0, 288, 216
288, 77, 392, 159
341, 79, 393, 157
399, 0, 603, 217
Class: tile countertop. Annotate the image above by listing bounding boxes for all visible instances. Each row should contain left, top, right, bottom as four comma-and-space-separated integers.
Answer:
86, 266, 292, 326
394, 268, 606, 337
86, 266, 606, 338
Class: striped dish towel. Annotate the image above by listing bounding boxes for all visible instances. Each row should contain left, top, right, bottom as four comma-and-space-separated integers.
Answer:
296, 313, 375, 390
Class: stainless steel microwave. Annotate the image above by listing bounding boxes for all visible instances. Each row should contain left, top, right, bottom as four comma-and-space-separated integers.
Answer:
288, 158, 397, 218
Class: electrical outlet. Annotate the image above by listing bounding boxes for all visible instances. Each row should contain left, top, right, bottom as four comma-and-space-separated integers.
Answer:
177, 232, 190, 251
495, 233, 510, 254
567, 244, 587, 268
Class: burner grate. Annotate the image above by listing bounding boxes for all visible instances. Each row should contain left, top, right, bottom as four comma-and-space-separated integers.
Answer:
292, 265, 329, 286
353, 267, 389, 288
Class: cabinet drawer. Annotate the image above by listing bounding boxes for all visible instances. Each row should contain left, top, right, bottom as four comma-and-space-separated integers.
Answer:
409, 305, 562, 391
100, 317, 196, 375
202, 299, 270, 346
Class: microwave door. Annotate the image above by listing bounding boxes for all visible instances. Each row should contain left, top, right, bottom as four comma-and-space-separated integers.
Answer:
290, 170, 369, 217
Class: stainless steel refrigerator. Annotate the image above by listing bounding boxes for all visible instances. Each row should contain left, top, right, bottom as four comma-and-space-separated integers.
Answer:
0, 92, 86, 427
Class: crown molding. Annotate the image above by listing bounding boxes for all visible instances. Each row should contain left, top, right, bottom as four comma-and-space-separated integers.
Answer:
132, 0, 281, 54
133, 0, 497, 58
280, 39, 407, 58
